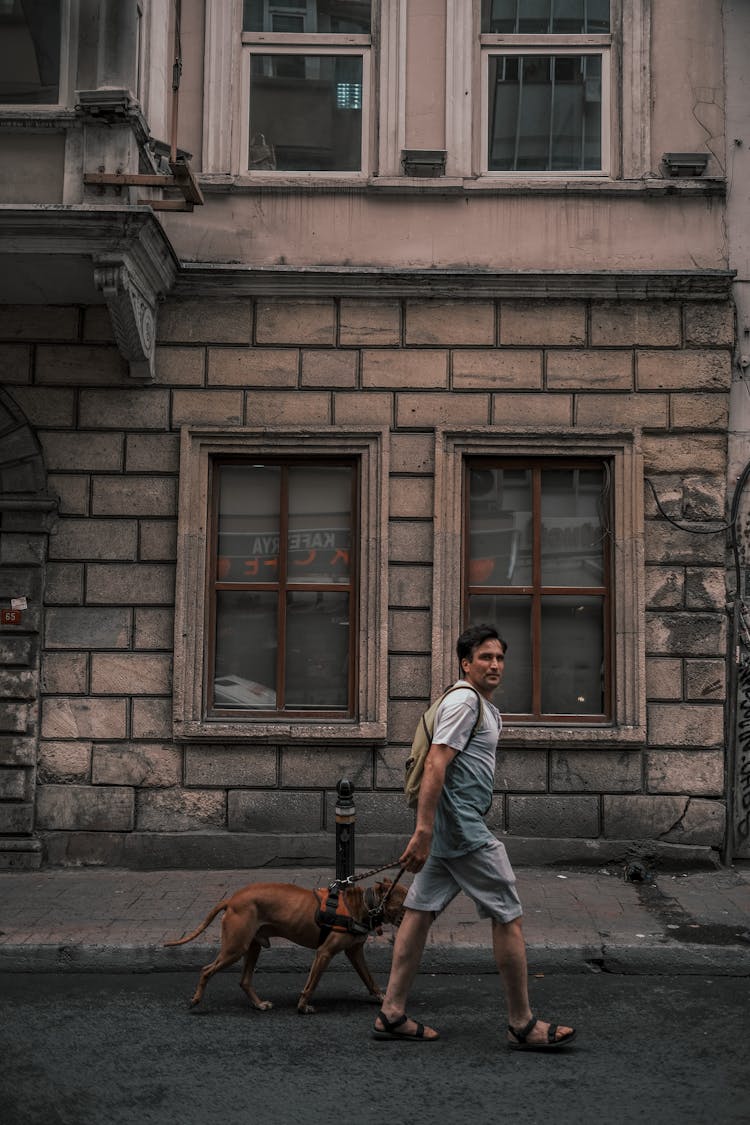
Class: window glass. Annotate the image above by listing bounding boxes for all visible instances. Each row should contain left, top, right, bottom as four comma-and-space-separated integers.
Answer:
285, 591, 350, 707
468, 467, 532, 586
249, 54, 363, 171
468, 593, 532, 714
488, 54, 602, 171
481, 0, 610, 34
465, 459, 610, 720
0, 0, 61, 104
287, 465, 352, 583
214, 591, 278, 709
540, 595, 604, 714
212, 461, 355, 713
244, 1, 372, 34
540, 467, 604, 585
217, 465, 281, 583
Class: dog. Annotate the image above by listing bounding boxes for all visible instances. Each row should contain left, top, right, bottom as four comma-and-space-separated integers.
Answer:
164, 878, 408, 1014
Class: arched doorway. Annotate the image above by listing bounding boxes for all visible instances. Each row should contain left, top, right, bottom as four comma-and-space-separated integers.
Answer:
0, 388, 56, 868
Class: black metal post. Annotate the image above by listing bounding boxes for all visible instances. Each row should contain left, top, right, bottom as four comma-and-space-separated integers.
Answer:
335, 779, 355, 881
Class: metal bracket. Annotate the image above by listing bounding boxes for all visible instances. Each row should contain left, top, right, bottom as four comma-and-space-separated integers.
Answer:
84, 159, 204, 212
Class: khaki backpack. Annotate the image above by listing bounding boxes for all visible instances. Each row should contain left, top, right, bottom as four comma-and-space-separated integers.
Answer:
404, 684, 484, 808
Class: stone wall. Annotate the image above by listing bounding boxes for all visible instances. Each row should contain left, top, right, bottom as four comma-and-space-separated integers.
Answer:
0, 291, 734, 866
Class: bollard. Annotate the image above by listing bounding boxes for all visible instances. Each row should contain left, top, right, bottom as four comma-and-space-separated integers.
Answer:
335, 778, 355, 881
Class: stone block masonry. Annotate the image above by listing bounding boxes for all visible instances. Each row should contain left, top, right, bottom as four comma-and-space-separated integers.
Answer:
0, 287, 734, 868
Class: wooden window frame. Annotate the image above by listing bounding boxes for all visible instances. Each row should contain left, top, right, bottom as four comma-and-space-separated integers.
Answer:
173, 425, 389, 743
432, 426, 646, 747
207, 455, 359, 719
463, 456, 612, 723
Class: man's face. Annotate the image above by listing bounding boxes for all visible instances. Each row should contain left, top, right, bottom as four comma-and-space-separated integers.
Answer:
461, 638, 506, 698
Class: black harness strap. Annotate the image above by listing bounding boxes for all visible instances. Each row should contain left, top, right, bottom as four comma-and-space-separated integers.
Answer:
314, 888, 370, 947
315, 866, 407, 946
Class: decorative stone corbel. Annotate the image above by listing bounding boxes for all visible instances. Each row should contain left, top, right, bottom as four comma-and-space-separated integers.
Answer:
93, 259, 158, 381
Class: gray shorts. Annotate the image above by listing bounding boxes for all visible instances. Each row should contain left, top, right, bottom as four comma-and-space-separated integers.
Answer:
404, 838, 523, 924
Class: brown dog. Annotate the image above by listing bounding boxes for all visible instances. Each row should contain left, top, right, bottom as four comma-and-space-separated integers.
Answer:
164, 878, 407, 1014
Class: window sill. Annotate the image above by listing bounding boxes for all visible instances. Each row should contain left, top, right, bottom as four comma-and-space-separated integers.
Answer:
502, 723, 646, 748
174, 718, 387, 744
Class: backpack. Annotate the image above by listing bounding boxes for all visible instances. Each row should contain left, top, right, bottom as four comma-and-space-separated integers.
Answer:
404, 684, 484, 808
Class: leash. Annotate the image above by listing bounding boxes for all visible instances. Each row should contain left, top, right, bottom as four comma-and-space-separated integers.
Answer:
320, 860, 408, 941
327, 858, 405, 891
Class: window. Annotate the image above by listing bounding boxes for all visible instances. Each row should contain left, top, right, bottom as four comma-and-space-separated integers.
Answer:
210, 459, 357, 716
241, 1, 372, 173
481, 0, 611, 174
0, 0, 62, 104
432, 428, 645, 745
173, 426, 388, 742
465, 459, 611, 721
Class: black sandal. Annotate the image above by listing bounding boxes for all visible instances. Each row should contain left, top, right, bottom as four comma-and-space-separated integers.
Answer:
508, 1015, 576, 1051
372, 1011, 439, 1042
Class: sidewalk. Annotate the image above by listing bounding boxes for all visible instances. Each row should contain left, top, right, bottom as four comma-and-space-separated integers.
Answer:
1, 862, 749, 976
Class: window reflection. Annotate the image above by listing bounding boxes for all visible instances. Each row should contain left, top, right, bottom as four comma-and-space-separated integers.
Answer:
469, 467, 531, 586
541, 595, 604, 714
488, 54, 602, 172
214, 591, 278, 709
469, 594, 532, 714
481, 0, 610, 34
285, 591, 350, 707
540, 467, 604, 585
249, 54, 363, 171
244, 1, 372, 35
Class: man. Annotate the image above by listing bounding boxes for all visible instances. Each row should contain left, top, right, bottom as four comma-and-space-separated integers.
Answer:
372, 623, 575, 1050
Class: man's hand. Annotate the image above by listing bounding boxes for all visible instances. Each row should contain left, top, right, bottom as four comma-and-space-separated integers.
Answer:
399, 827, 433, 873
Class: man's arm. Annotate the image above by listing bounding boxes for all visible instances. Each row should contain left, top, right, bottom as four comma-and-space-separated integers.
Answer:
399, 743, 457, 873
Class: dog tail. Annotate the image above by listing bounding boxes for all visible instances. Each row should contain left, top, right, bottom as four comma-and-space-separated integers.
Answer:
163, 901, 228, 947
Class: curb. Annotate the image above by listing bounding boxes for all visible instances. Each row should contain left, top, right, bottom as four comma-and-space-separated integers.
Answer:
1, 940, 747, 976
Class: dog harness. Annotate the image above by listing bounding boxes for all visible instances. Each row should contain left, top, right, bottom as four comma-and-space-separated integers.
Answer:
313, 886, 387, 947
313, 887, 372, 945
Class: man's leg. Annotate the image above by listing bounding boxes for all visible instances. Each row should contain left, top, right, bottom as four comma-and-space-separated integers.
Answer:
491, 917, 574, 1045
374, 907, 439, 1039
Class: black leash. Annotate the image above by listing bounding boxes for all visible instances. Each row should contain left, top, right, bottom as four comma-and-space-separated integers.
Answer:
324, 860, 408, 936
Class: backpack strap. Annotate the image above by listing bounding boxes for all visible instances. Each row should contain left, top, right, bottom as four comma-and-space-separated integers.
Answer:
436, 683, 484, 750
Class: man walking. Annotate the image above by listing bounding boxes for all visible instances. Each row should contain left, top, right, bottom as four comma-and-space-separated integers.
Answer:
373, 623, 576, 1050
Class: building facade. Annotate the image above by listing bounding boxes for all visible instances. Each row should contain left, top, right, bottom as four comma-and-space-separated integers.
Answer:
1, 0, 748, 870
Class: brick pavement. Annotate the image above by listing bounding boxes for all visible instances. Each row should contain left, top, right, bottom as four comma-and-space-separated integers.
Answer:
0, 863, 748, 975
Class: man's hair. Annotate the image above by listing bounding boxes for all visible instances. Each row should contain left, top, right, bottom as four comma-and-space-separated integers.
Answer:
456, 623, 507, 671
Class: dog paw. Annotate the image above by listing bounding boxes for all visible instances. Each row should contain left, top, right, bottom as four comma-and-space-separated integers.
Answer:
297, 1003, 317, 1014
253, 1000, 273, 1011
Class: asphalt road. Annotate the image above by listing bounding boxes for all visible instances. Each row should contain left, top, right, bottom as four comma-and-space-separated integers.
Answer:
1, 970, 747, 1125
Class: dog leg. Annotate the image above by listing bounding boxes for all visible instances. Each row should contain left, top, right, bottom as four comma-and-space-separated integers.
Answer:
345, 942, 384, 1003
238, 939, 273, 1011
190, 947, 245, 1007
297, 945, 337, 1014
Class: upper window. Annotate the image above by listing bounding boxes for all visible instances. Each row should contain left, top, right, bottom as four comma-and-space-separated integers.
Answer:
480, 0, 611, 174
0, 0, 61, 104
241, 1, 372, 173
210, 459, 357, 717
464, 458, 611, 722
